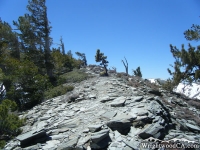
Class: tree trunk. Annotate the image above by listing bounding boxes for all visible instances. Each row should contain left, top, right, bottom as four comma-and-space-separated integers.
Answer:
44, 6, 52, 77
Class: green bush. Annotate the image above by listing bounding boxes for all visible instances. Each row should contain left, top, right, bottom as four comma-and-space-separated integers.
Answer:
0, 99, 25, 149
0, 140, 6, 149
44, 85, 74, 100
59, 69, 88, 84
100, 71, 107, 76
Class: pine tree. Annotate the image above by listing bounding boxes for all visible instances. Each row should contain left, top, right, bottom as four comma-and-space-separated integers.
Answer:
13, 14, 44, 69
0, 20, 20, 59
67, 50, 73, 58
168, 22, 200, 85
14, 0, 53, 77
75, 52, 87, 67
60, 36, 65, 55
184, 24, 200, 41
95, 49, 109, 76
133, 66, 142, 77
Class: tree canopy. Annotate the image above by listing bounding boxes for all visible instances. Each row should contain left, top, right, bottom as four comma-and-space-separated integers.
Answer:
95, 49, 109, 76
168, 23, 200, 85
133, 66, 142, 77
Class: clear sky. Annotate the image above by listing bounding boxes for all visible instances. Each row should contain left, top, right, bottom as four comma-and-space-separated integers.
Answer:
0, 0, 200, 79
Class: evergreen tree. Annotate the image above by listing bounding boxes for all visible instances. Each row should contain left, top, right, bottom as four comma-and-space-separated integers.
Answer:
168, 22, 200, 85
184, 23, 200, 41
13, 14, 45, 71
75, 52, 87, 67
95, 49, 109, 76
0, 20, 20, 59
14, 0, 53, 77
0, 99, 25, 148
52, 49, 66, 75
133, 66, 142, 77
60, 36, 65, 55
67, 50, 73, 58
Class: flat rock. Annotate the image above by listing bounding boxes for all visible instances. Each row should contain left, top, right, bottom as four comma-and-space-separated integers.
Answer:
57, 136, 79, 150
88, 124, 103, 133
185, 123, 200, 132
130, 107, 149, 116
16, 129, 47, 146
131, 96, 143, 102
113, 113, 136, 121
101, 111, 117, 119
100, 96, 114, 103
138, 122, 165, 139
91, 129, 109, 143
110, 96, 126, 107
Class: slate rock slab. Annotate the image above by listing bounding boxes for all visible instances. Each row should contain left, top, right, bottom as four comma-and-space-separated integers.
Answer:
110, 96, 126, 107
90, 136, 112, 149
185, 123, 200, 132
107, 119, 131, 135
91, 129, 109, 143
88, 124, 103, 133
101, 111, 117, 119
57, 136, 79, 150
131, 96, 143, 102
100, 96, 115, 103
16, 129, 47, 147
138, 122, 165, 139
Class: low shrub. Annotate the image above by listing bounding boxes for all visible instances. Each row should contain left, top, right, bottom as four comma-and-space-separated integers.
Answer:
44, 85, 74, 100
59, 69, 88, 84
187, 99, 200, 110
175, 106, 200, 125
99, 71, 108, 76
0, 99, 25, 149
162, 79, 176, 92
0, 140, 6, 149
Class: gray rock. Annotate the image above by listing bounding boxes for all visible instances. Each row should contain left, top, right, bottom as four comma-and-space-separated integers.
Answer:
77, 135, 90, 146
90, 136, 111, 149
185, 123, 200, 132
138, 122, 165, 139
16, 129, 47, 146
57, 136, 79, 150
91, 129, 109, 143
107, 118, 131, 135
110, 97, 126, 107
148, 89, 162, 96
88, 124, 103, 133
123, 138, 140, 150
130, 107, 149, 116
131, 96, 143, 102
88, 94, 96, 99
101, 111, 117, 119
57, 118, 80, 128
114, 113, 136, 121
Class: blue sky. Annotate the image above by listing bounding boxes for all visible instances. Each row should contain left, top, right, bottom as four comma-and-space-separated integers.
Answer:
1, 0, 200, 79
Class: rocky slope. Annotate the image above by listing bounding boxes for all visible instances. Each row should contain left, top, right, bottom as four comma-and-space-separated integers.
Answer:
4, 66, 200, 150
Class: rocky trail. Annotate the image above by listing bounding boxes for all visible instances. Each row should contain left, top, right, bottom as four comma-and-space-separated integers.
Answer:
4, 67, 200, 150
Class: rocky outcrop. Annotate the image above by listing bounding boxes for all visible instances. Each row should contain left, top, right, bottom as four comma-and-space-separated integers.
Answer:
4, 66, 200, 150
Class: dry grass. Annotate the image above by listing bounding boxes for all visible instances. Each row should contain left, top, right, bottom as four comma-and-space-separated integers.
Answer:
175, 106, 200, 125
160, 96, 200, 125
187, 99, 200, 109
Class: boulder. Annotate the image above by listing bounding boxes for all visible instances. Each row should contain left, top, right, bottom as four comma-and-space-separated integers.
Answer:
138, 123, 165, 139
16, 129, 47, 147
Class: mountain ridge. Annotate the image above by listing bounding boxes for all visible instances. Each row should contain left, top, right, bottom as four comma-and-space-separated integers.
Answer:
3, 66, 200, 149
